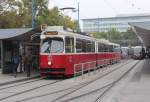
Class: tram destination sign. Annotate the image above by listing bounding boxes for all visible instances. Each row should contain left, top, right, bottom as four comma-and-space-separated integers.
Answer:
44, 31, 58, 35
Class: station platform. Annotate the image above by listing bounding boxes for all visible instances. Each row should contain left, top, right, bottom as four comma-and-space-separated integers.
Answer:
103, 59, 150, 102
0, 70, 40, 86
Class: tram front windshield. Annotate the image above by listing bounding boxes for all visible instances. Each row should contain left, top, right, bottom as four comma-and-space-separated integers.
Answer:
134, 47, 142, 55
113, 47, 121, 52
41, 38, 64, 53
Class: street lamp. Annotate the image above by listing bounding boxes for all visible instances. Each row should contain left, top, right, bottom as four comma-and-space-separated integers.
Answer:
60, 7, 76, 30
60, 7, 76, 11
60, 2, 80, 32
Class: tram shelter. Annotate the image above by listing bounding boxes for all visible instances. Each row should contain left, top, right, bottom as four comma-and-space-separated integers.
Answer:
130, 22, 150, 48
129, 21, 150, 57
0, 28, 41, 74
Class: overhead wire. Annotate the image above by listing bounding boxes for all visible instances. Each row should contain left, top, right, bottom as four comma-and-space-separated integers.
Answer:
122, 0, 141, 11
103, 0, 118, 15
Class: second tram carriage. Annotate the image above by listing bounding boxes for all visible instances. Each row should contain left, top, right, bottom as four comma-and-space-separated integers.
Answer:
132, 46, 145, 60
40, 26, 121, 76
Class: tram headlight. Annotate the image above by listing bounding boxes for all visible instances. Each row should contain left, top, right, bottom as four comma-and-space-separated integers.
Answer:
40, 35, 46, 39
48, 61, 52, 66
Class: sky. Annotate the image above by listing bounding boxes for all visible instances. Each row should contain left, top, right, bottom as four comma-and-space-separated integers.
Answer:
48, 0, 150, 20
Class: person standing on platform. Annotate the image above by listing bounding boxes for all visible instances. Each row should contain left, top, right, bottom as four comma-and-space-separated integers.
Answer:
19, 55, 22, 73
22, 53, 26, 72
12, 53, 19, 78
26, 50, 33, 77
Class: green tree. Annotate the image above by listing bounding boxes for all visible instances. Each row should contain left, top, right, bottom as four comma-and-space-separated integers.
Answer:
63, 15, 78, 30
122, 28, 137, 39
92, 28, 121, 40
0, 0, 78, 30
92, 32, 107, 39
0, 0, 18, 14
107, 28, 121, 40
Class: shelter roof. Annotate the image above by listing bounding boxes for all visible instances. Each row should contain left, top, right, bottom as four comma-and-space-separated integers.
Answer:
129, 22, 150, 47
0, 28, 33, 40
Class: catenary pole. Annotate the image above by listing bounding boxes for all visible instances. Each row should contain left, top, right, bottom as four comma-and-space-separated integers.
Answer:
32, 0, 35, 28
77, 2, 80, 32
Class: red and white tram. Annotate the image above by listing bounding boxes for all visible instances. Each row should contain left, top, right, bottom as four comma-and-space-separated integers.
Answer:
40, 26, 121, 76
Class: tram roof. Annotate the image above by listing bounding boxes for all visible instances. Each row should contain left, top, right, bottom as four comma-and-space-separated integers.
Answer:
43, 26, 96, 41
109, 42, 120, 46
42, 26, 120, 46
96, 39, 119, 46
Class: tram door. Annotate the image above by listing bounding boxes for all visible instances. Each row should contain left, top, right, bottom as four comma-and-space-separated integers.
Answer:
65, 37, 74, 70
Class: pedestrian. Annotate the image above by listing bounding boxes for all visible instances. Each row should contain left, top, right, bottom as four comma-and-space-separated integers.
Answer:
26, 52, 33, 77
22, 53, 26, 72
12, 53, 19, 78
19, 55, 22, 73
141, 47, 145, 59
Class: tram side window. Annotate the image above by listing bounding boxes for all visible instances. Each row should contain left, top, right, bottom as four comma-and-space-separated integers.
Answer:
65, 37, 74, 53
76, 39, 86, 53
109, 45, 113, 52
98, 43, 104, 52
113, 46, 121, 52
76, 39, 95, 53
91, 41, 95, 52
86, 41, 92, 52
104, 45, 109, 52
82, 40, 86, 52
86, 41, 95, 52
76, 39, 82, 53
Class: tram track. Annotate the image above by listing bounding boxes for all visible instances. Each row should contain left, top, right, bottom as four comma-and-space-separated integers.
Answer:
0, 75, 66, 91
0, 79, 63, 101
0, 77, 44, 91
59, 60, 140, 102
51, 60, 137, 102
93, 60, 140, 102
15, 60, 132, 102
0, 76, 41, 87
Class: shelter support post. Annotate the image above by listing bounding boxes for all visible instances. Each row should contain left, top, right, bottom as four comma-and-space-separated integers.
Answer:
0, 40, 3, 73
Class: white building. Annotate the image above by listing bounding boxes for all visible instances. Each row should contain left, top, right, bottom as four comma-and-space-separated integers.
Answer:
81, 14, 150, 33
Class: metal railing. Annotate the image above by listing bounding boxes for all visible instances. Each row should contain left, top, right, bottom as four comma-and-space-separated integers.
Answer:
74, 61, 97, 78
73, 57, 121, 78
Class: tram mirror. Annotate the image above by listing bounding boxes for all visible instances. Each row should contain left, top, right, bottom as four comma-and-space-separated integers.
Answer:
41, 24, 47, 31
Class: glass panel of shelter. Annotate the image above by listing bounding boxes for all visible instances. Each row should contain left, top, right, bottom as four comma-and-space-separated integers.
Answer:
0, 41, 1, 68
2, 40, 19, 73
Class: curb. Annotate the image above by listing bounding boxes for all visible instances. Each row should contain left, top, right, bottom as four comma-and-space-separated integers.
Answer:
0, 75, 40, 87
